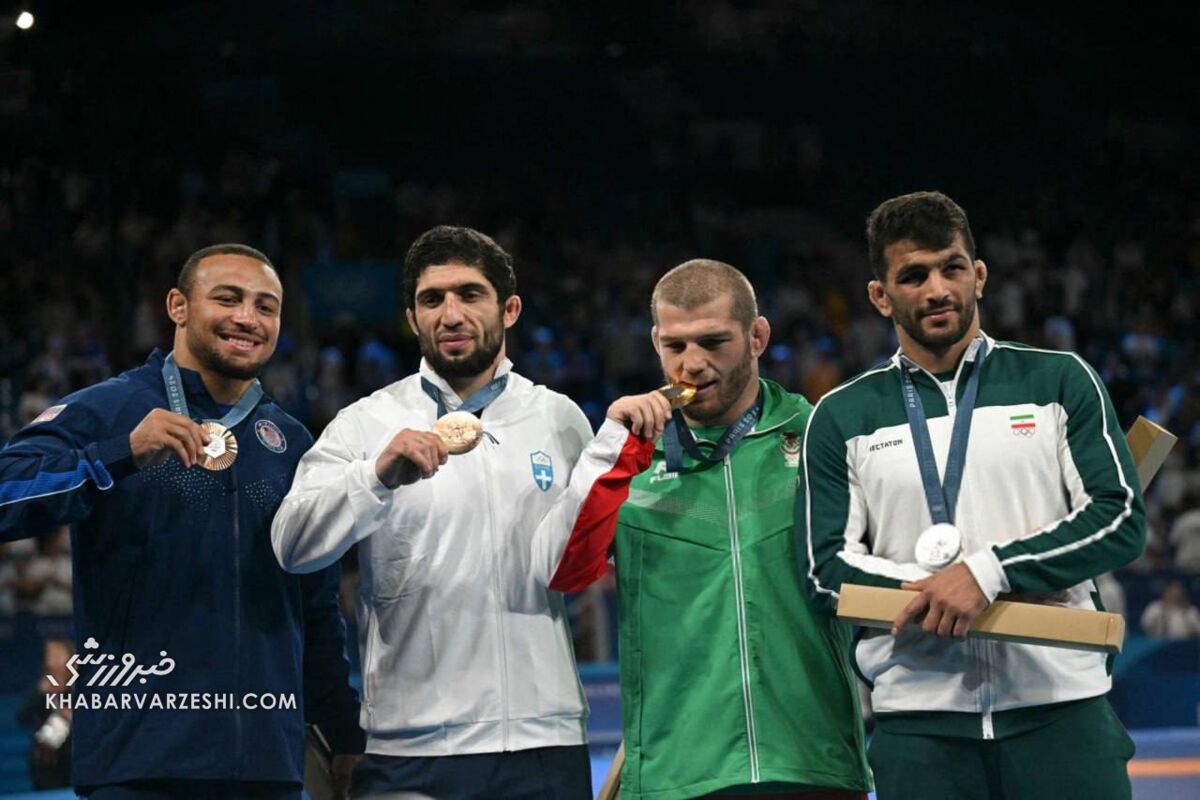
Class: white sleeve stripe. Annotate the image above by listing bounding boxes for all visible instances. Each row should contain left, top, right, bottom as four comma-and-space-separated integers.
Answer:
804, 362, 897, 600
998, 352, 1134, 567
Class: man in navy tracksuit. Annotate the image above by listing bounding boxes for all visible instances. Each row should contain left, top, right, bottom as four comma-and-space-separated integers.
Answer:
0, 244, 364, 799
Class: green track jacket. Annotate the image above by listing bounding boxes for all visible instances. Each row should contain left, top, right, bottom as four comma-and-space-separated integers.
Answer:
549, 379, 872, 799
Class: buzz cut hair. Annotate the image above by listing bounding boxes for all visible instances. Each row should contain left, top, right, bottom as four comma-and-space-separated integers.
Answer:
651, 259, 758, 328
177, 244, 276, 298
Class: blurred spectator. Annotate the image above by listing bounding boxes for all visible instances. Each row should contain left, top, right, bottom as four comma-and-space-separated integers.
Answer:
1095, 572, 1128, 620
1169, 495, 1200, 572
1140, 579, 1200, 640
16, 638, 74, 789
16, 528, 73, 616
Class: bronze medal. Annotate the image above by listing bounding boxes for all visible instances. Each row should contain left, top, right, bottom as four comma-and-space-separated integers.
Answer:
432, 411, 484, 455
199, 421, 238, 471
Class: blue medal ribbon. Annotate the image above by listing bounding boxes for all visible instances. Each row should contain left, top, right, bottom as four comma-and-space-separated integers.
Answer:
898, 339, 988, 525
663, 387, 763, 474
420, 374, 508, 419
161, 351, 263, 429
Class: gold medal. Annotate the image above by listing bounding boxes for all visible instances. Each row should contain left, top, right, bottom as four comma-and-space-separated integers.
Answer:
199, 421, 238, 471
658, 381, 697, 408
432, 411, 484, 455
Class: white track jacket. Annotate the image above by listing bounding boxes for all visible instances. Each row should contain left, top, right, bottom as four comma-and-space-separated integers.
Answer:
271, 359, 630, 756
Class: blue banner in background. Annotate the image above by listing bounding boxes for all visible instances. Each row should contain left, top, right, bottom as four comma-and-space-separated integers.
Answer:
301, 261, 399, 326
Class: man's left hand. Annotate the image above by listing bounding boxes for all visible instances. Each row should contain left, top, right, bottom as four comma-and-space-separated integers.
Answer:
894, 563, 988, 639
329, 754, 359, 799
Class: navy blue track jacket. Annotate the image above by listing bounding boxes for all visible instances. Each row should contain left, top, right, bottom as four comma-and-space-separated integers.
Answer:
0, 350, 364, 787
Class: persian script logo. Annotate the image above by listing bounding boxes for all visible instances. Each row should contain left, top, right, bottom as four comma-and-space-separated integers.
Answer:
47, 637, 175, 688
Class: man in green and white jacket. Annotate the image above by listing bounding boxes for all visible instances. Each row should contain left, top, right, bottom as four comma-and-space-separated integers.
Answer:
798, 191, 1145, 800
545, 259, 872, 800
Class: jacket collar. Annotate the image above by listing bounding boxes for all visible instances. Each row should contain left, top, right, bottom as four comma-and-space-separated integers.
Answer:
888, 330, 996, 373
418, 357, 514, 412
145, 348, 271, 412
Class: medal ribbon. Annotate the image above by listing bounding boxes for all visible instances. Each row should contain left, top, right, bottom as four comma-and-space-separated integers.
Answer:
161, 351, 263, 428
663, 387, 763, 474
898, 338, 988, 525
421, 375, 508, 418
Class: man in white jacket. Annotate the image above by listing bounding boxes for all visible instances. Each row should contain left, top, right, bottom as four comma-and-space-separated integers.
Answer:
271, 226, 616, 799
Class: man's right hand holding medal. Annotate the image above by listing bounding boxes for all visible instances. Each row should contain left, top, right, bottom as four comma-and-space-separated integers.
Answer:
375, 429, 450, 489
606, 391, 674, 441
130, 409, 211, 470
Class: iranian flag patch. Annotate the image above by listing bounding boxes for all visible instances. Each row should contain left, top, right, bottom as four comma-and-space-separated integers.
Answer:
1010, 413, 1036, 437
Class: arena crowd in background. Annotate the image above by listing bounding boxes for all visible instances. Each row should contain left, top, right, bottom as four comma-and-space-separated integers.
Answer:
1, 1, 1198, 645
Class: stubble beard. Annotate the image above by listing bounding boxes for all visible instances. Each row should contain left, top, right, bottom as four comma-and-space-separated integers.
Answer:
678, 343, 755, 427
419, 319, 505, 380
896, 296, 977, 355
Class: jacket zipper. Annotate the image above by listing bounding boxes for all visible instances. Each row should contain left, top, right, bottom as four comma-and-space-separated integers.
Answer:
912, 348, 998, 740
724, 455, 760, 782
482, 446, 510, 750
231, 464, 243, 776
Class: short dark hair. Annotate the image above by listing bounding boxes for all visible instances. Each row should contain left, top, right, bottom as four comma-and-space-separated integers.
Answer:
402, 226, 516, 310
651, 259, 758, 328
866, 191, 975, 281
178, 243, 276, 297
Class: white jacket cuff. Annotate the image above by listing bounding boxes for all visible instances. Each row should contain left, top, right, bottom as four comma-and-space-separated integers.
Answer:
964, 547, 1010, 603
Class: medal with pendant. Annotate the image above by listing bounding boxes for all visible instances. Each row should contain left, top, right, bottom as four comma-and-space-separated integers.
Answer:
198, 421, 239, 471
161, 352, 262, 472
899, 338, 988, 571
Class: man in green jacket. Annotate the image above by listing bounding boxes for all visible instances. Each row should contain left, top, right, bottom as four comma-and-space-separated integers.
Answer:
543, 259, 872, 800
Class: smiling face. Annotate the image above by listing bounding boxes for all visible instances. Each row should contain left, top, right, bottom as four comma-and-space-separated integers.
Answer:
167, 254, 282, 381
652, 294, 770, 427
405, 262, 521, 381
868, 231, 987, 369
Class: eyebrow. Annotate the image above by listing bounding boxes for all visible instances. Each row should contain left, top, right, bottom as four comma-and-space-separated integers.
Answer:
208, 284, 282, 303
417, 282, 492, 297
658, 331, 734, 344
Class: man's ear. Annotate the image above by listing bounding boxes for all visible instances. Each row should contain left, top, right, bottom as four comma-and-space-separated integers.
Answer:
974, 259, 988, 300
651, 325, 661, 355
502, 295, 522, 329
166, 288, 188, 327
749, 316, 770, 359
405, 307, 418, 336
867, 280, 893, 319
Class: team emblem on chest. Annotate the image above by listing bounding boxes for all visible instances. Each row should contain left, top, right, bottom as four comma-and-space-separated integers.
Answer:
780, 431, 801, 468
255, 419, 288, 453
1009, 414, 1037, 437
530, 451, 554, 491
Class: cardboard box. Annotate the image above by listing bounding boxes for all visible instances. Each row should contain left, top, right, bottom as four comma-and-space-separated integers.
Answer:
1126, 416, 1178, 491
837, 584, 1125, 653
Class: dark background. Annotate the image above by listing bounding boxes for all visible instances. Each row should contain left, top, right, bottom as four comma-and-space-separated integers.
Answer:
0, 1, 1198, 791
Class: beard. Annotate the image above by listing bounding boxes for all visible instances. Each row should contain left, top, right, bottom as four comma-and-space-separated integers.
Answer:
893, 295, 977, 354
675, 342, 755, 426
418, 318, 506, 380
186, 328, 269, 381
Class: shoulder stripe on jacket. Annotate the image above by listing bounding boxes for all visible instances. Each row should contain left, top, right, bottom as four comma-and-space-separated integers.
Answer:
990, 345, 1134, 567
0, 458, 114, 508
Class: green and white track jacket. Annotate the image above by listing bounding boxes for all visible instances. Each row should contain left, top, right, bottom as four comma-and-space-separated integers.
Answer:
798, 333, 1145, 738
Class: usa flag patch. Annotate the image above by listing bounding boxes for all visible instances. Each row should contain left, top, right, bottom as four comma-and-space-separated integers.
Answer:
33, 404, 67, 424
